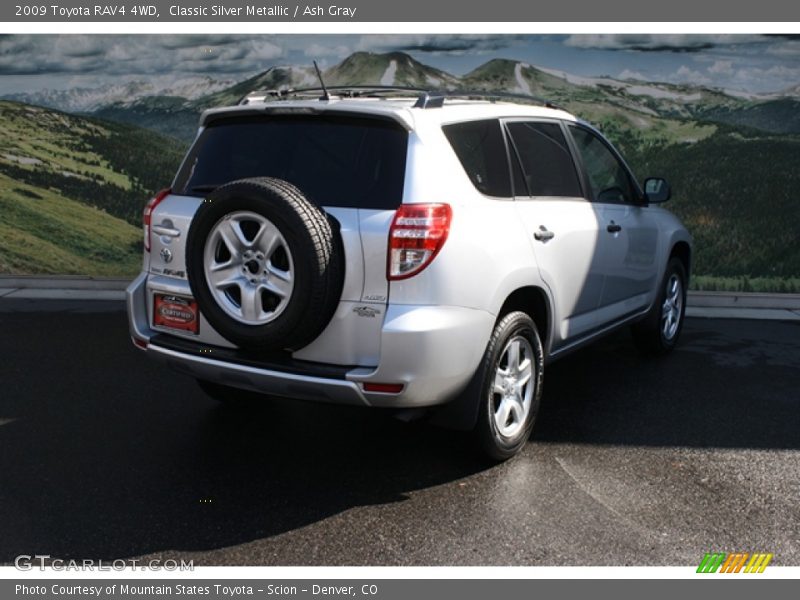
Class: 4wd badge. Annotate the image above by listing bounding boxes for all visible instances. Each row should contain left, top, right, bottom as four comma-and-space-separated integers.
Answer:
353, 306, 381, 318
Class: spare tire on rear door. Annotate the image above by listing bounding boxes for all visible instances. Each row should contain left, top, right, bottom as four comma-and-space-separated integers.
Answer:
186, 177, 344, 351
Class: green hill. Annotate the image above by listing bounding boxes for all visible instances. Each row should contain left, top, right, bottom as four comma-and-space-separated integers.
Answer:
700, 98, 800, 134
619, 128, 800, 281
0, 101, 186, 276
93, 95, 200, 143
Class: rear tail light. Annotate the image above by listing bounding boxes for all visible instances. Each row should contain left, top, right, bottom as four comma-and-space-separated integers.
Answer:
143, 188, 171, 252
363, 382, 405, 394
387, 203, 452, 280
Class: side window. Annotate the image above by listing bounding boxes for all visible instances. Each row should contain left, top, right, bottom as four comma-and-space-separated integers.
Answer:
443, 119, 511, 198
568, 125, 635, 204
506, 121, 582, 197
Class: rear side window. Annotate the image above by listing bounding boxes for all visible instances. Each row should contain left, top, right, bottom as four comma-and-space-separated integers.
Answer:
506, 121, 582, 197
443, 119, 511, 198
174, 115, 407, 210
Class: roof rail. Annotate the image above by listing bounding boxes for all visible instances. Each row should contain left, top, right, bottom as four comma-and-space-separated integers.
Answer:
237, 86, 563, 111
238, 85, 431, 105
414, 90, 562, 110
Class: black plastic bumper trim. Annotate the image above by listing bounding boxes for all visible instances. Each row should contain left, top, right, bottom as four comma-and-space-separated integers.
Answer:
149, 334, 353, 380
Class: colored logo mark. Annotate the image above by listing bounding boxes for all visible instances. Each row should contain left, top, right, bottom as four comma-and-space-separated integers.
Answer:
697, 552, 773, 573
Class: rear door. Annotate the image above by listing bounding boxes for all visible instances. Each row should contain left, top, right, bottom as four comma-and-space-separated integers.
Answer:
505, 119, 606, 348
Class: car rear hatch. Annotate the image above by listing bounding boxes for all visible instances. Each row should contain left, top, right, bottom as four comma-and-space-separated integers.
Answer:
145, 111, 409, 366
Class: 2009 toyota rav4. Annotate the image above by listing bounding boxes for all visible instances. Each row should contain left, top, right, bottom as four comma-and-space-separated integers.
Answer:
127, 88, 692, 460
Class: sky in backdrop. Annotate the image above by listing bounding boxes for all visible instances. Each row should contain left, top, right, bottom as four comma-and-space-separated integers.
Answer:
1, 34, 799, 95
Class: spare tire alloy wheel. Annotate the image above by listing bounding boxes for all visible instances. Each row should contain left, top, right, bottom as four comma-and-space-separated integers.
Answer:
186, 178, 344, 351
204, 210, 294, 325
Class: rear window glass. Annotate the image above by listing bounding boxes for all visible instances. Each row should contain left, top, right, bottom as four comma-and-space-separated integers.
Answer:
442, 119, 511, 198
174, 115, 407, 210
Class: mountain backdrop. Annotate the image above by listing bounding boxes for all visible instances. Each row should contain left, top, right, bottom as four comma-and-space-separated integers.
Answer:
2, 51, 799, 289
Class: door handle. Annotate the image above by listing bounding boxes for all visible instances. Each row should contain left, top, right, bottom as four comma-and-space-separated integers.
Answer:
534, 227, 555, 242
607, 222, 622, 233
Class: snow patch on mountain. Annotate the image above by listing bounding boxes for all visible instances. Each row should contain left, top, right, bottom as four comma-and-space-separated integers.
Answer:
380, 60, 398, 86
538, 65, 710, 101
514, 63, 532, 95
537, 66, 623, 89
624, 86, 702, 102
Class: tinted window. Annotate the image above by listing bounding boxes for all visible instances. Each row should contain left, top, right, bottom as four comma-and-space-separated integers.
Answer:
443, 119, 511, 197
174, 115, 407, 209
506, 121, 582, 197
568, 125, 635, 203
509, 142, 528, 197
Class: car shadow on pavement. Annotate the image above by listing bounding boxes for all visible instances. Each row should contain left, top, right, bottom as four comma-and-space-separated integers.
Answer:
0, 307, 485, 562
0, 309, 798, 563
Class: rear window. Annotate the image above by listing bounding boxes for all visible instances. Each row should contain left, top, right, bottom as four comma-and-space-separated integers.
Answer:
174, 115, 407, 210
442, 119, 511, 198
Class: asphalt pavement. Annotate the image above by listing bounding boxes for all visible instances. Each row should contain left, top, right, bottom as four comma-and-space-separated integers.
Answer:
0, 299, 798, 566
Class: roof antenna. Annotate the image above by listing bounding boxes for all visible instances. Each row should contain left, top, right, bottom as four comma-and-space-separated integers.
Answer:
312, 61, 330, 101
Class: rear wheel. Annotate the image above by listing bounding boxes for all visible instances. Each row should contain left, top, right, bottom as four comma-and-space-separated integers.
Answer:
631, 257, 687, 355
471, 311, 544, 461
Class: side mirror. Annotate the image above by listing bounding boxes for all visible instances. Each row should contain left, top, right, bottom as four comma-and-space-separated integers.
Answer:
644, 177, 671, 204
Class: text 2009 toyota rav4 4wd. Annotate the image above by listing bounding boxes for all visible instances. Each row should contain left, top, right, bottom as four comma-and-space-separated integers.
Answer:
127, 88, 692, 460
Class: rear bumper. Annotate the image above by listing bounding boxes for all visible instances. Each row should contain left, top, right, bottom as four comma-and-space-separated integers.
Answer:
127, 272, 493, 408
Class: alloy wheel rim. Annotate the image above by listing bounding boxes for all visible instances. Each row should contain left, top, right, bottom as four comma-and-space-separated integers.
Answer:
491, 335, 535, 439
203, 211, 294, 325
661, 274, 683, 340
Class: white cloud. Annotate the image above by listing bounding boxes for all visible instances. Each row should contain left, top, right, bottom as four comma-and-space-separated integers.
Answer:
0, 35, 285, 76
765, 40, 800, 56
564, 34, 767, 52
356, 34, 521, 54
708, 60, 734, 75
618, 69, 646, 81
734, 64, 800, 82
303, 43, 351, 59
244, 40, 284, 62
673, 65, 712, 85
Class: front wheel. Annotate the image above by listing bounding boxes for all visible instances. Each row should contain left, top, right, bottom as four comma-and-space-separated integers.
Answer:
471, 311, 544, 461
631, 257, 687, 355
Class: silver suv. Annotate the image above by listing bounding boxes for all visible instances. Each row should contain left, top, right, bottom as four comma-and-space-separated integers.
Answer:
127, 88, 692, 460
